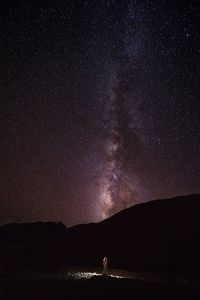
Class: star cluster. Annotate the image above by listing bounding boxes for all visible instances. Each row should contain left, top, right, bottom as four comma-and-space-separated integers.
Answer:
1, 0, 200, 225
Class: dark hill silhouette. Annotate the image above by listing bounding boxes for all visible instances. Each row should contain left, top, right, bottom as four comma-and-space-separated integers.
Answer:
0, 194, 200, 275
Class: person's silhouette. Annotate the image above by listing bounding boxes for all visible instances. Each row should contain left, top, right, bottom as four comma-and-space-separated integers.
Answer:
103, 257, 108, 275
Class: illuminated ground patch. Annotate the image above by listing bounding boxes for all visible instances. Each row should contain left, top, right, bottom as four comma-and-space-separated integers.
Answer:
66, 271, 125, 280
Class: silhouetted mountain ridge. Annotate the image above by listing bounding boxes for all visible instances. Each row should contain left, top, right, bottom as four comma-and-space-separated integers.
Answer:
0, 221, 66, 232
0, 194, 200, 275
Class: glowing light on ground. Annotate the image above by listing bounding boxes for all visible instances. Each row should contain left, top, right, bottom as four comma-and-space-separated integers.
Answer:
66, 271, 125, 279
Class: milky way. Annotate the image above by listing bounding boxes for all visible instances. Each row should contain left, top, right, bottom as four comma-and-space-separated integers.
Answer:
99, 54, 148, 218
1, 0, 200, 226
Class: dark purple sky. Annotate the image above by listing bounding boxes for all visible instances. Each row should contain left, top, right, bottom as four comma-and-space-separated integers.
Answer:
1, 0, 200, 226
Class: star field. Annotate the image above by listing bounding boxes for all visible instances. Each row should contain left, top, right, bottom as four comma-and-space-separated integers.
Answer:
1, 0, 200, 226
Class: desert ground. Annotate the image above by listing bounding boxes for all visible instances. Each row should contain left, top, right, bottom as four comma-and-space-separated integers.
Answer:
1, 267, 200, 300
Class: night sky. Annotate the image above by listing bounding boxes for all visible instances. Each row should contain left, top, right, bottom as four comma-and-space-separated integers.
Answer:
1, 0, 200, 226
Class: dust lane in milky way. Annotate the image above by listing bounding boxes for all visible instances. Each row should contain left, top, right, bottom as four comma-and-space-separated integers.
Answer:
2, 0, 200, 225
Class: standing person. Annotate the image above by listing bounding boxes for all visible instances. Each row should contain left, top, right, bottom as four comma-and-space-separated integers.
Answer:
103, 257, 108, 275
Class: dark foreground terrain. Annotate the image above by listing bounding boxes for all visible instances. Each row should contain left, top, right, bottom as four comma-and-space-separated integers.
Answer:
1, 194, 200, 299
1, 194, 200, 275
1, 269, 200, 300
